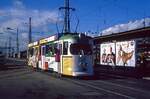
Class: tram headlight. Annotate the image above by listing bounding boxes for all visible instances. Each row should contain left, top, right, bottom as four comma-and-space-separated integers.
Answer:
68, 67, 72, 71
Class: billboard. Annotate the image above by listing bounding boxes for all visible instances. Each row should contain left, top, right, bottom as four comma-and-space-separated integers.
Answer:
100, 43, 115, 66
116, 40, 135, 67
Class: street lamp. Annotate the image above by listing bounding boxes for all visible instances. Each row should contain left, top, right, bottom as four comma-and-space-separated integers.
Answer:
7, 27, 19, 58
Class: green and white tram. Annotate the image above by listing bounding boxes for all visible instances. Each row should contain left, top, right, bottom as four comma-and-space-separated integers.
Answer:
28, 33, 94, 76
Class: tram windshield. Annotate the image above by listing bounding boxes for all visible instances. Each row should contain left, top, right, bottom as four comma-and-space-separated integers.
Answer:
70, 44, 92, 55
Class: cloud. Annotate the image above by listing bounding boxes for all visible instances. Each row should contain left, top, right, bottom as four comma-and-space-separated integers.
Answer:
0, 0, 61, 51
13, 0, 25, 9
21, 32, 28, 39
101, 18, 150, 35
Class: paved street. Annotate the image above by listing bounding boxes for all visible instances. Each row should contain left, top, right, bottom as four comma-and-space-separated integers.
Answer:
0, 59, 150, 99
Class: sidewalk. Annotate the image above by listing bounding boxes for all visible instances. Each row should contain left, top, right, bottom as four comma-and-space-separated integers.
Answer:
94, 65, 139, 78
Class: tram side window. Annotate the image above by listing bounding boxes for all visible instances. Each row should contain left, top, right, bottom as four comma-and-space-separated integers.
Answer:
42, 46, 46, 56
63, 42, 68, 55
59, 44, 62, 55
54, 43, 58, 54
29, 48, 34, 57
46, 44, 53, 57
34, 48, 37, 55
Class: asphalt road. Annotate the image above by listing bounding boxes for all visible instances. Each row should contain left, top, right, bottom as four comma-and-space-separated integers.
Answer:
0, 58, 150, 99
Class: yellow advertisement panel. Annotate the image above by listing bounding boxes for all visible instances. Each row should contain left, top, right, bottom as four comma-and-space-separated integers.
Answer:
62, 56, 73, 76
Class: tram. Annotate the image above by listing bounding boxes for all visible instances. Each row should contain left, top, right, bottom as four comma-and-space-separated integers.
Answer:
28, 33, 94, 76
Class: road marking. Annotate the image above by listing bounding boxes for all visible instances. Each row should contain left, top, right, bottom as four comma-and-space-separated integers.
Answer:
99, 72, 129, 79
65, 78, 135, 99
115, 79, 137, 84
99, 73, 137, 84
95, 80, 149, 94
81, 91, 102, 96
143, 77, 150, 80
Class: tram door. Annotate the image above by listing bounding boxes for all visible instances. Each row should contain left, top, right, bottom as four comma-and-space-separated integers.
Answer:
61, 41, 73, 76
41, 45, 46, 70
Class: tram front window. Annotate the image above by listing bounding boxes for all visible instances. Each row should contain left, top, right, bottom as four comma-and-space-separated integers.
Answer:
70, 44, 92, 55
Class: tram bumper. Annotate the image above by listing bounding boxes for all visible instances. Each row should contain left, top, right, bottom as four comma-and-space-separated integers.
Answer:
72, 72, 93, 76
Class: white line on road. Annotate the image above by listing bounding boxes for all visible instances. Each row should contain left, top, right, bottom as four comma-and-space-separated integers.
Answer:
65, 78, 135, 99
95, 80, 149, 94
99, 73, 137, 84
143, 77, 150, 80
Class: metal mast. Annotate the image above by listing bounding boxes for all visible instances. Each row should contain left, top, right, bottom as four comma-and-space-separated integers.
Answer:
29, 17, 32, 43
59, 0, 75, 33
9, 37, 11, 57
16, 28, 19, 55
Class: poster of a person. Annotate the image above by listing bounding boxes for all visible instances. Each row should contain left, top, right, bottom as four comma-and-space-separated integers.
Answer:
100, 43, 115, 66
106, 46, 115, 66
102, 48, 107, 63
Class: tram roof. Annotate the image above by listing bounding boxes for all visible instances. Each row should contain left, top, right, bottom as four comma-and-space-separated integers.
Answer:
59, 33, 92, 40
28, 33, 93, 46
28, 41, 38, 47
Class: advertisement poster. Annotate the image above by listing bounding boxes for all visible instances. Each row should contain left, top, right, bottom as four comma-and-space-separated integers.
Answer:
116, 40, 135, 67
100, 43, 115, 66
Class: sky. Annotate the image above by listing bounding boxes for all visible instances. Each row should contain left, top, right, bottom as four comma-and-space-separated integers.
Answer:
0, 0, 150, 51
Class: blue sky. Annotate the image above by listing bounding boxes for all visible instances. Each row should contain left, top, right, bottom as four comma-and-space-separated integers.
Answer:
0, 0, 150, 50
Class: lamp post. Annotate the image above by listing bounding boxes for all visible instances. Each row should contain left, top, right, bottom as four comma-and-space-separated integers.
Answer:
7, 27, 19, 58
8, 36, 12, 57
29, 17, 32, 43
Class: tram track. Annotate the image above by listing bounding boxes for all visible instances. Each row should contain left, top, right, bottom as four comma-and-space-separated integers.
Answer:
61, 73, 150, 99
63, 77, 135, 99
29, 68, 150, 99
97, 72, 150, 91
95, 80, 149, 94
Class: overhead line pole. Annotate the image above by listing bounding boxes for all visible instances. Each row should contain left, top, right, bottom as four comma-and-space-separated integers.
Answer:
29, 17, 32, 43
9, 36, 11, 57
7, 27, 20, 58
16, 28, 19, 57
59, 0, 75, 33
